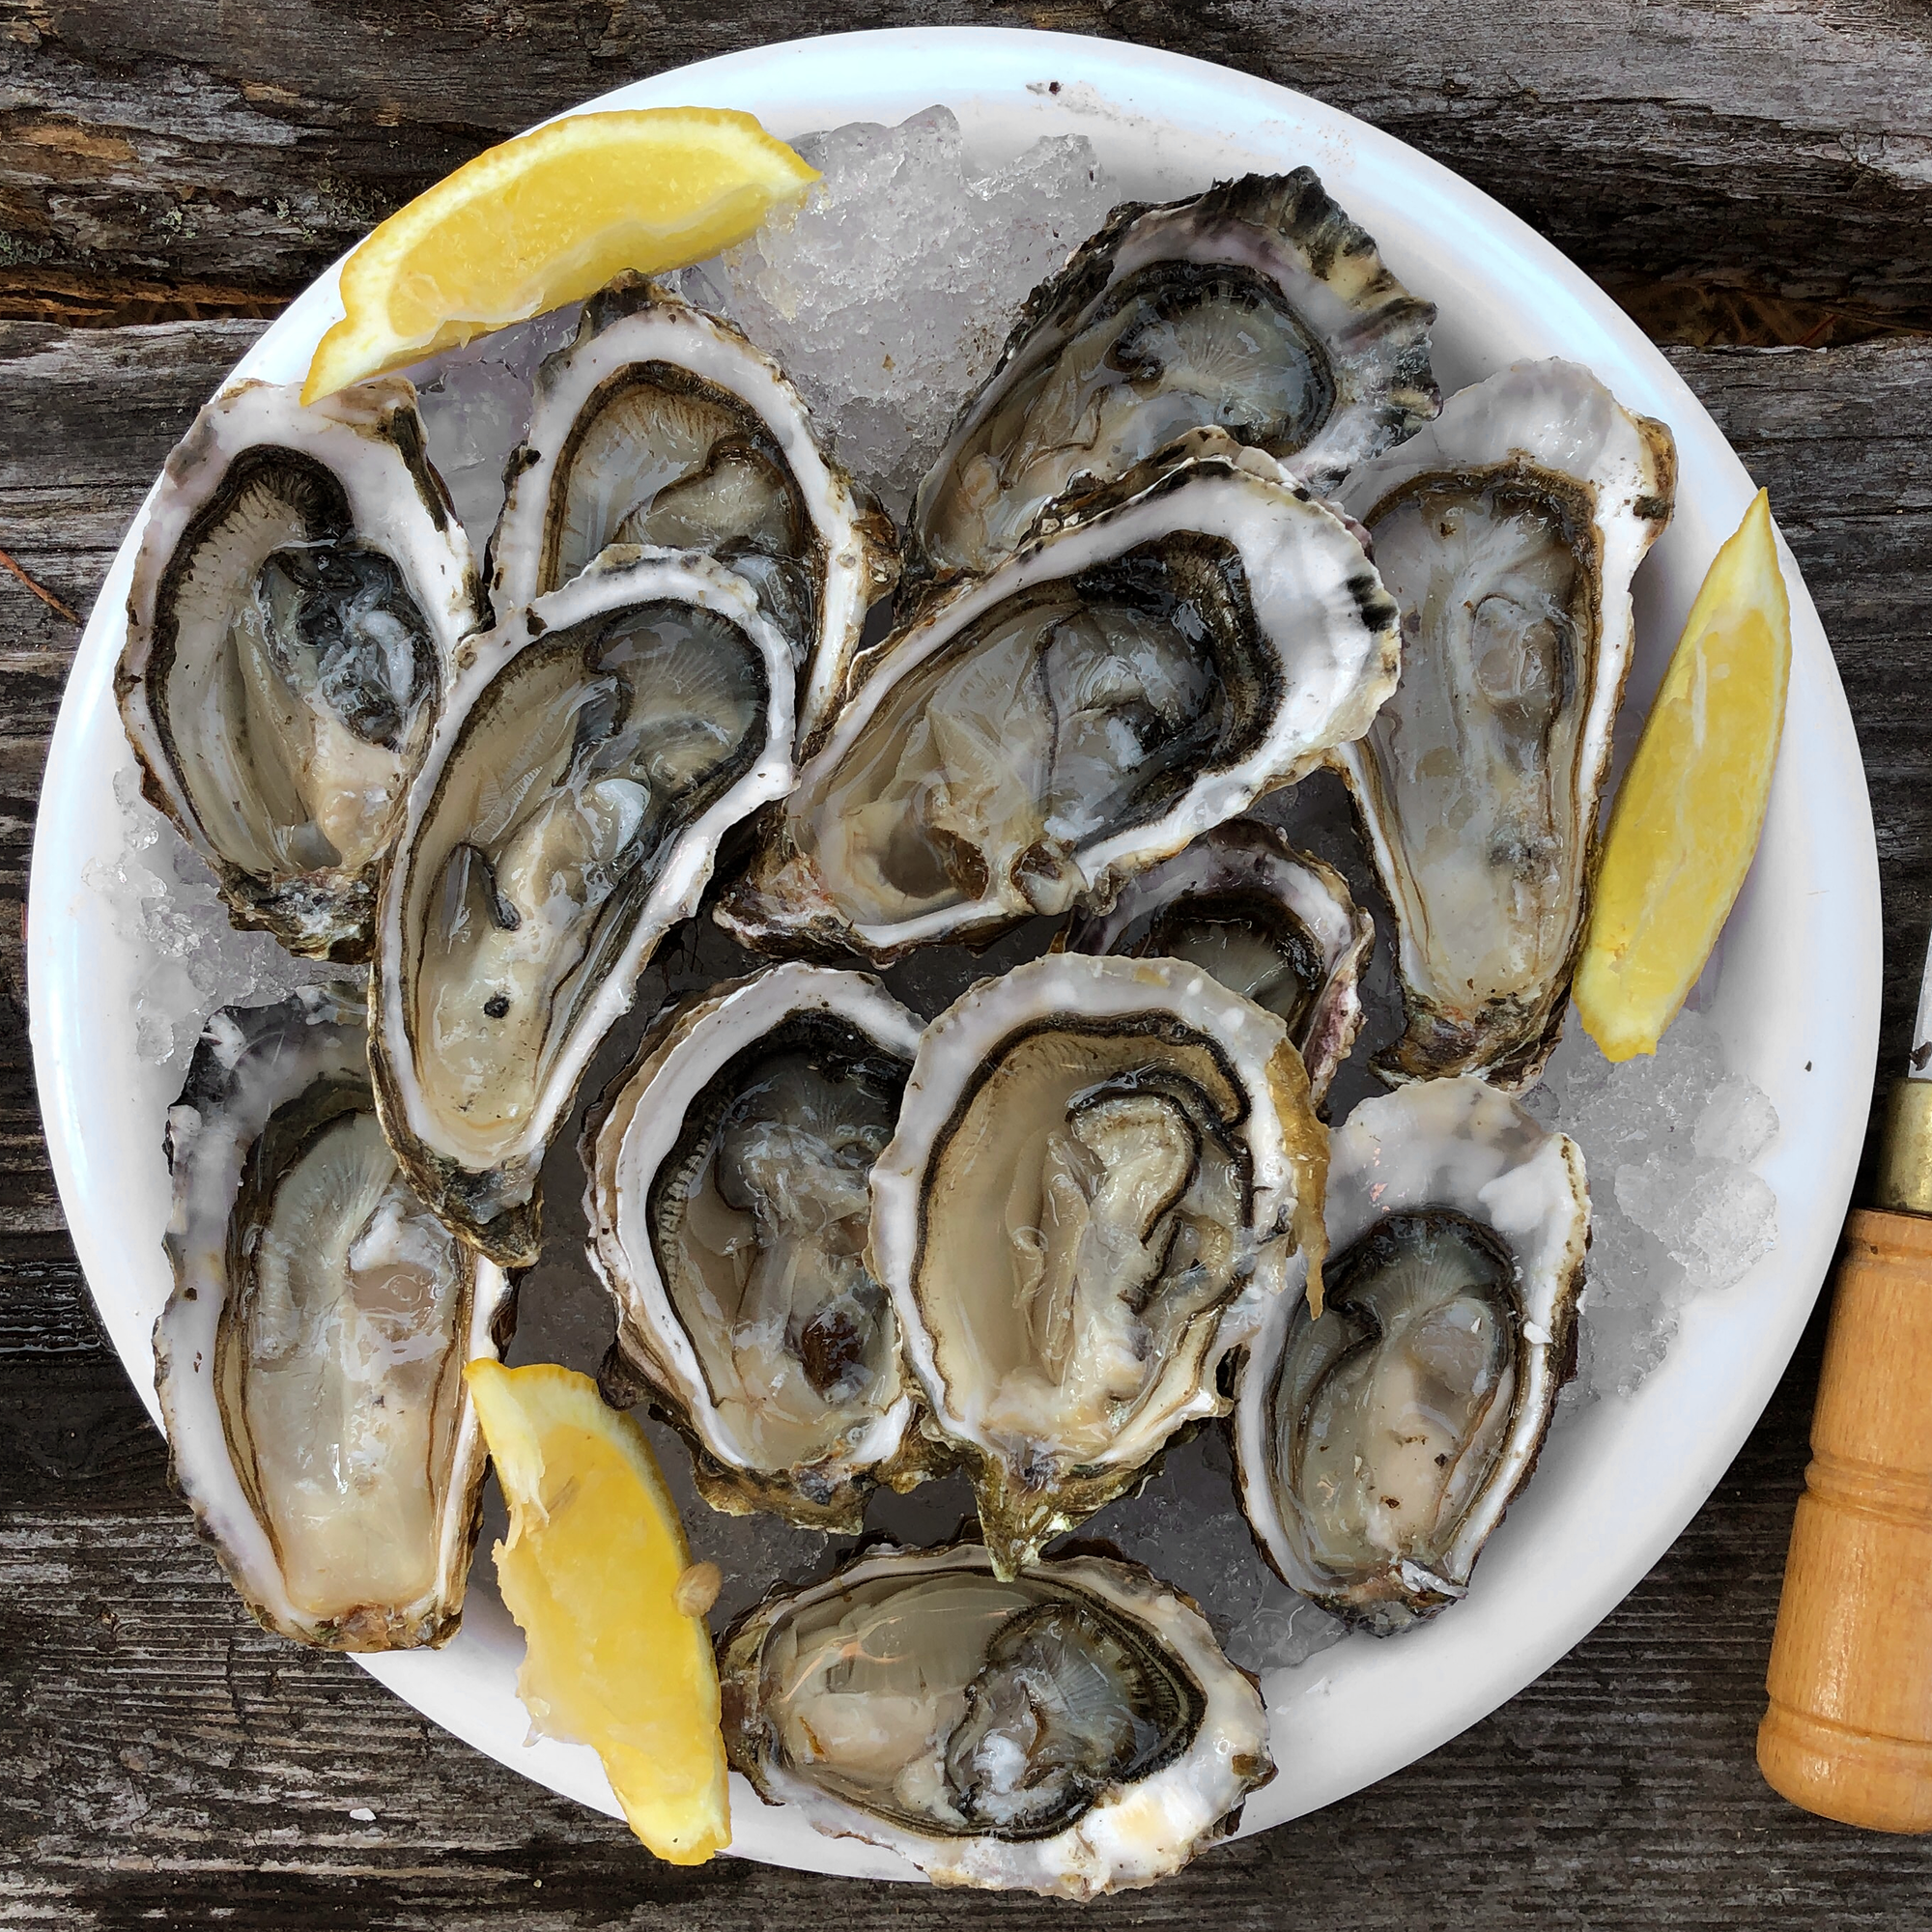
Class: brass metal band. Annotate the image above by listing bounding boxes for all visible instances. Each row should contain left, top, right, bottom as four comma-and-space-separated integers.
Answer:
1875, 1079, 1932, 1216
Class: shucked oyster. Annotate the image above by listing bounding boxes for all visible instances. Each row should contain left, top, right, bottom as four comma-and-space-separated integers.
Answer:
1065, 818, 1373, 1108
870, 952, 1328, 1576
1331, 359, 1676, 1087
372, 547, 795, 1264
720, 1542, 1272, 1896
489, 273, 898, 747
720, 435, 1400, 964
583, 964, 929, 1530
911, 170, 1439, 588
154, 988, 513, 1649
1234, 1077, 1587, 1633
117, 379, 484, 959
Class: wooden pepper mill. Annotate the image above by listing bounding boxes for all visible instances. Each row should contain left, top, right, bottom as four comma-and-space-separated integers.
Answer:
1759, 1078, 1932, 1831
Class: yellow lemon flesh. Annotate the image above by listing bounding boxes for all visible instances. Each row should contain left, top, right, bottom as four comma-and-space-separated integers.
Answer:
464, 1359, 729, 1864
1575, 488, 1792, 1062
303, 107, 818, 403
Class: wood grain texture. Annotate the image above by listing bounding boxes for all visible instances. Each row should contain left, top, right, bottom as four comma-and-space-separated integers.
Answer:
4, 43, 1932, 1914
1761, 1208, 1932, 1833
2, 1, 1930, 331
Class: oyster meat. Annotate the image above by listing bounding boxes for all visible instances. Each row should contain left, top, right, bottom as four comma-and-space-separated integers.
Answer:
719, 1542, 1272, 1896
1234, 1076, 1587, 1633
1065, 817, 1373, 1107
154, 987, 514, 1649
372, 547, 796, 1264
1331, 358, 1677, 1086
870, 952, 1328, 1576
583, 963, 929, 1530
117, 379, 484, 959
720, 435, 1400, 964
911, 170, 1438, 588
488, 273, 898, 746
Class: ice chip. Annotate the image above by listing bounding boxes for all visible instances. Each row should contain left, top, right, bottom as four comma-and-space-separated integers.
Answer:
417, 356, 536, 556
1694, 1071, 1780, 1166
1226, 1595, 1349, 1674
1620, 1155, 1777, 1294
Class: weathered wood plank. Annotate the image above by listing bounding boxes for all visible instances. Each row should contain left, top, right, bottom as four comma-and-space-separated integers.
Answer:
5, 320, 1932, 1922
0, 2, 1929, 331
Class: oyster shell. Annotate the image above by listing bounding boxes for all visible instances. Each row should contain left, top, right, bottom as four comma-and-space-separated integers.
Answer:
583, 963, 931, 1530
488, 273, 898, 747
870, 952, 1328, 1576
372, 547, 796, 1264
719, 436, 1400, 964
1065, 817, 1373, 1108
1331, 358, 1677, 1087
911, 170, 1439, 588
117, 379, 484, 960
1234, 1076, 1586, 1633
154, 987, 514, 1649
719, 1541, 1272, 1896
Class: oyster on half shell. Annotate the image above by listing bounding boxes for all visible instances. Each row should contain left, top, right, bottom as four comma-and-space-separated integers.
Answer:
583, 963, 931, 1530
372, 547, 796, 1264
869, 952, 1328, 1577
117, 379, 484, 960
1234, 1076, 1587, 1633
154, 987, 514, 1649
719, 1542, 1272, 1897
1331, 358, 1676, 1088
911, 169, 1439, 589
719, 435, 1400, 965
488, 273, 898, 748
1065, 818, 1373, 1108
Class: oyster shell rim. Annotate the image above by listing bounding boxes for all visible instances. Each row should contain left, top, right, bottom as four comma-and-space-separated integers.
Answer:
114, 377, 486, 963
1232, 1074, 1589, 1634
1328, 356, 1679, 1091
153, 984, 517, 1651
905, 167, 1441, 595
581, 960, 933, 1532
716, 1537, 1275, 1898
369, 543, 798, 1265
869, 950, 1329, 1577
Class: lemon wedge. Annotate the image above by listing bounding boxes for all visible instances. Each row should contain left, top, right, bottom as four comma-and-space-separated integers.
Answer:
1575, 488, 1792, 1062
303, 107, 818, 403
464, 1359, 729, 1863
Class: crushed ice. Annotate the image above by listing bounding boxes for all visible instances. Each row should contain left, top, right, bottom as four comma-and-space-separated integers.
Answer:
1532, 1008, 1779, 1400
86, 767, 341, 1073
94, 107, 1780, 1675
693, 105, 1117, 518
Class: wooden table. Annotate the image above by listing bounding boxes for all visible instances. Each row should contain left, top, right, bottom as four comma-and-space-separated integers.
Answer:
5, 5, 1931, 1923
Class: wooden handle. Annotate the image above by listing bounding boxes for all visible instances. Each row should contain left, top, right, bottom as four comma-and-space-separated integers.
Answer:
1759, 1206, 1932, 1830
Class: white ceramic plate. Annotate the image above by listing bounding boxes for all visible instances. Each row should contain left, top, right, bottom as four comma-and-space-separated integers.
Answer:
28, 25, 1879, 1883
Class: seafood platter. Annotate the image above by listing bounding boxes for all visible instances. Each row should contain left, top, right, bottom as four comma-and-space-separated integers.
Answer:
26, 30, 1878, 1894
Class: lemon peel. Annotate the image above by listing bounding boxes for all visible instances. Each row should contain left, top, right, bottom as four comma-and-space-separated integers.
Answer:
304, 107, 817, 403
465, 1359, 729, 1863
1575, 488, 1792, 1062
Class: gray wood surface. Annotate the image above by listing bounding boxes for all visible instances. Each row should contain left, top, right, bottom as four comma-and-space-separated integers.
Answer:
6, 5, 1932, 1922
4, 0, 1931, 336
